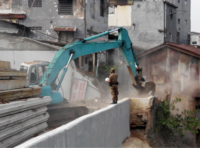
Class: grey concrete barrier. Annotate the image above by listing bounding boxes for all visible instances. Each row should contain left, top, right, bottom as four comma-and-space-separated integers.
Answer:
16, 98, 130, 148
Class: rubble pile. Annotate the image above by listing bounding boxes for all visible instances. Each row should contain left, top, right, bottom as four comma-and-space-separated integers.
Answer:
0, 61, 51, 147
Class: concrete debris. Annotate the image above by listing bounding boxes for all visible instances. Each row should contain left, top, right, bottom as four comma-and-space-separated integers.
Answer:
129, 95, 156, 135
122, 138, 151, 148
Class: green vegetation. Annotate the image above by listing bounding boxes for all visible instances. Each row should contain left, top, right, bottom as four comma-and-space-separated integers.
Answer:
156, 98, 200, 140
98, 63, 119, 78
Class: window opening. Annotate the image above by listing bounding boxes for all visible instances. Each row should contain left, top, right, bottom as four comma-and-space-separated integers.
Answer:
58, 0, 73, 15
38, 66, 44, 81
178, 19, 180, 24
100, 0, 104, 17
30, 67, 37, 84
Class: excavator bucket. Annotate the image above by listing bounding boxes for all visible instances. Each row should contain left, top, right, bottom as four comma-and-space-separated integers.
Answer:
127, 66, 156, 96
133, 81, 156, 96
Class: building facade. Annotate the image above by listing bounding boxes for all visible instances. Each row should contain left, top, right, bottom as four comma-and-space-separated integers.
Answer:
109, 0, 191, 51
0, 0, 108, 42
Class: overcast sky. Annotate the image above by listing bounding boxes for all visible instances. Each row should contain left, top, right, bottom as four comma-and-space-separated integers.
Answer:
191, 0, 200, 32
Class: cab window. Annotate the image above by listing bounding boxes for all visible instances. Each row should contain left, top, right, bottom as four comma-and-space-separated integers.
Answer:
30, 67, 37, 84
38, 66, 44, 81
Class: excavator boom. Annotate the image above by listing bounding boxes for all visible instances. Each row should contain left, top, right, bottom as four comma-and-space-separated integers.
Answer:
39, 28, 155, 104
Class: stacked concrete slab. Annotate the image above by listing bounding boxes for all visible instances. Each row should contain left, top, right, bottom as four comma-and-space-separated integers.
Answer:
0, 61, 51, 147
0, 97, 51, 148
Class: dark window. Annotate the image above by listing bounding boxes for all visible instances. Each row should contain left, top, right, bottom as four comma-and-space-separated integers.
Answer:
58, 0, 73, 15
178, 19, 180, 24
28, 0, 42, 7
29, 27, 42, 30
178, 0, 180, 3
192, 41, 197, 44
100, 0, 104, 17
185, 20, 187, 25
185, 0, 187, 5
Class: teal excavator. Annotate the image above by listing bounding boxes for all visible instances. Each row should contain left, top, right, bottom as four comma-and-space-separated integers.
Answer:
23, 28, 156, 104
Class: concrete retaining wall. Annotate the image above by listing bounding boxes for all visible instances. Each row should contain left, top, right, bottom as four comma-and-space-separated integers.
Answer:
16, 98, 130, 148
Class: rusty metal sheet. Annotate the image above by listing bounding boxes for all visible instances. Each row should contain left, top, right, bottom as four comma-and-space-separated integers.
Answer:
53, 27, 76, 32
0, 61, 11, 69
0, 14, 26, 19
0, 80, 29, 91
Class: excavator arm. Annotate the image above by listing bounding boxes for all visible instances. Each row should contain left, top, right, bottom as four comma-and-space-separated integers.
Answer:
39, 28, 155, 104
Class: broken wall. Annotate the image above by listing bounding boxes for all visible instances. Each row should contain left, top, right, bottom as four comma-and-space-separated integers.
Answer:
138, 47, 200, 146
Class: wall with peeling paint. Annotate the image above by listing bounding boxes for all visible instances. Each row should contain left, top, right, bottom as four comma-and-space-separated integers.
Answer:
85, 0, 108, 37
138, 47, 200, 146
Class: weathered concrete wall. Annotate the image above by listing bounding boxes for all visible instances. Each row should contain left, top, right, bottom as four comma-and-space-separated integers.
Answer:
85, 0, 108, 37
16, 99, 130, 148
3, 0, 107, 41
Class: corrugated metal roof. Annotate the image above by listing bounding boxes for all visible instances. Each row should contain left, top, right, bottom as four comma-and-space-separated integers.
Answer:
167, 42, 200, 57
137, 42, 200, 59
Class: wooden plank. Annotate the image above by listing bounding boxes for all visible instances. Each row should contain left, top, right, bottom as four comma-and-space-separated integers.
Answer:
0, 80, 29, 91
0, 76, 27, 80
0, 72, 27, 77
0, 87, 41, 103
0, 61, 11, 69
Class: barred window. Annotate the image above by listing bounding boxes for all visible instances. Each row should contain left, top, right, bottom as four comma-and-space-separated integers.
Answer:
28, 0, 42, 7
30, 27, 42, 30
58, 0, 73, 15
